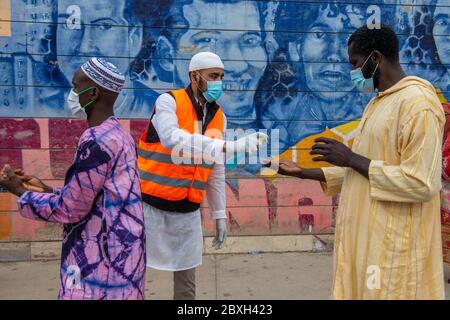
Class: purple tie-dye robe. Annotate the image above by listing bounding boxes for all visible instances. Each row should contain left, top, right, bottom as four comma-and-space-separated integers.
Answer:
18, 117, 146, 300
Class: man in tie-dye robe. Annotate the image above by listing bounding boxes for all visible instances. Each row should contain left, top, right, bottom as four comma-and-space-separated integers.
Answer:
0, 58, 146, 299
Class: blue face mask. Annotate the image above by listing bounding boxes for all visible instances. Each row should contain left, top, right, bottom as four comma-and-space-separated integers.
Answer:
198, 74, 223, 102
350, 52, 379, 93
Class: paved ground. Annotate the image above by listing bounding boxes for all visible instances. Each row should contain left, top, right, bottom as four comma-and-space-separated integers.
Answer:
0, 252, 449, 300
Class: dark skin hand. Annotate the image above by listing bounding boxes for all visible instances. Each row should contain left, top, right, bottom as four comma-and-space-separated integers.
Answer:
1, 168, 52, 193
14, 169, 52, 193
265, 137, 371, 181
0, 165, 28, 197
310, 137, 371, 179
265, 159, 326, 182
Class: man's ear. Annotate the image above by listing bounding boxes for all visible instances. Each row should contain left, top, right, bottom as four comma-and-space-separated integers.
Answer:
129, 26, 144, 59
372, 50, 383, 64
153, 36, 175, 82
91, 87, 100, 101
190, 71, 199, 86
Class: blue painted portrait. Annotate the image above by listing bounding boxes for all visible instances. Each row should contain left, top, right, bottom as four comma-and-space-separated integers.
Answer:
0, 0, 447, 128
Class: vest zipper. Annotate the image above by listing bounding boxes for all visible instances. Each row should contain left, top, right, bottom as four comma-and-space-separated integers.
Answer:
188, 118, 204, 198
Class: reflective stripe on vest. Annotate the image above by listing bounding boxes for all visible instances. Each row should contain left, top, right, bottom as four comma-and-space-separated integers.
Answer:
139, 170, 207, 190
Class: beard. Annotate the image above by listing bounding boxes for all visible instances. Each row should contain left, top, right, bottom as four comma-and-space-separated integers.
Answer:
197, 74, 208, 94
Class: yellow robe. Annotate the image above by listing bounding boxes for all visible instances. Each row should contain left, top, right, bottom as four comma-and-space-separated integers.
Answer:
322, 76, 446, 300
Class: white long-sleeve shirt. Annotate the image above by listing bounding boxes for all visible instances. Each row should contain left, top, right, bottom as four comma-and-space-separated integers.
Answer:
151, 93, 227, 220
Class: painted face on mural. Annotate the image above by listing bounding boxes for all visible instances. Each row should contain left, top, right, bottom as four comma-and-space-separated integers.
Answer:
173, 0, 268, 119
298, 5, 365, 101
56, 0, 142, 81
433, 1, 450, 67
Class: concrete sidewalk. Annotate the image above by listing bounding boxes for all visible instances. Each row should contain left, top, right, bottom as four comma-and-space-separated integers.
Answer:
0, 252, 449, 300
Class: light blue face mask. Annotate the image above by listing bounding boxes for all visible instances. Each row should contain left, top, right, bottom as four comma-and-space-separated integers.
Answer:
198, 74, 223, 102
350, 52, 379, 93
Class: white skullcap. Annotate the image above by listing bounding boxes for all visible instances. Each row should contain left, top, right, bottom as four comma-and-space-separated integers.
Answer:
81, 57, 125, 93
189, 51, 224, 72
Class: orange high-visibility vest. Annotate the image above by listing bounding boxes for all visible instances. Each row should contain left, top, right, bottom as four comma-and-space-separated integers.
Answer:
138, 87, 224, 212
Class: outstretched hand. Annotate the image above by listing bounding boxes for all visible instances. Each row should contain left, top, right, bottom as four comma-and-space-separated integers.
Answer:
14, 170, 50, 193
0, 165, 28, 197
1, 167, 50, 193
263, 159, 301, 177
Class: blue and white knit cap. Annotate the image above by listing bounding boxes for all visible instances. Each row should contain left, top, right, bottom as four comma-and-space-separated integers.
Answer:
80, 57, 125, 93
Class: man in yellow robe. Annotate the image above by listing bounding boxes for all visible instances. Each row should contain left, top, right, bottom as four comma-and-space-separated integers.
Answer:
270, 24, 445, 299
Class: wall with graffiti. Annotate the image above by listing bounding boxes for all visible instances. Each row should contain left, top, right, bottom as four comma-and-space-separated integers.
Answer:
0, 0, 449, 243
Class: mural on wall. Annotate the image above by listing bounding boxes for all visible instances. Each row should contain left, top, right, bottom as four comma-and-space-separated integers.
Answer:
0, 0, 449, 240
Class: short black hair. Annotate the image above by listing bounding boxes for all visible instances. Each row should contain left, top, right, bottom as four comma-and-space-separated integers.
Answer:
348, 24, 399, 62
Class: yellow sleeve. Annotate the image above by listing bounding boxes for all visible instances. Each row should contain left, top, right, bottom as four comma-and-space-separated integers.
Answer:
369, 110, 443, 202
320, 166, 347, 196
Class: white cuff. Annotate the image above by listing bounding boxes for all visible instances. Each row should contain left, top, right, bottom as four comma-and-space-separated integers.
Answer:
210, 210, 227, 220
